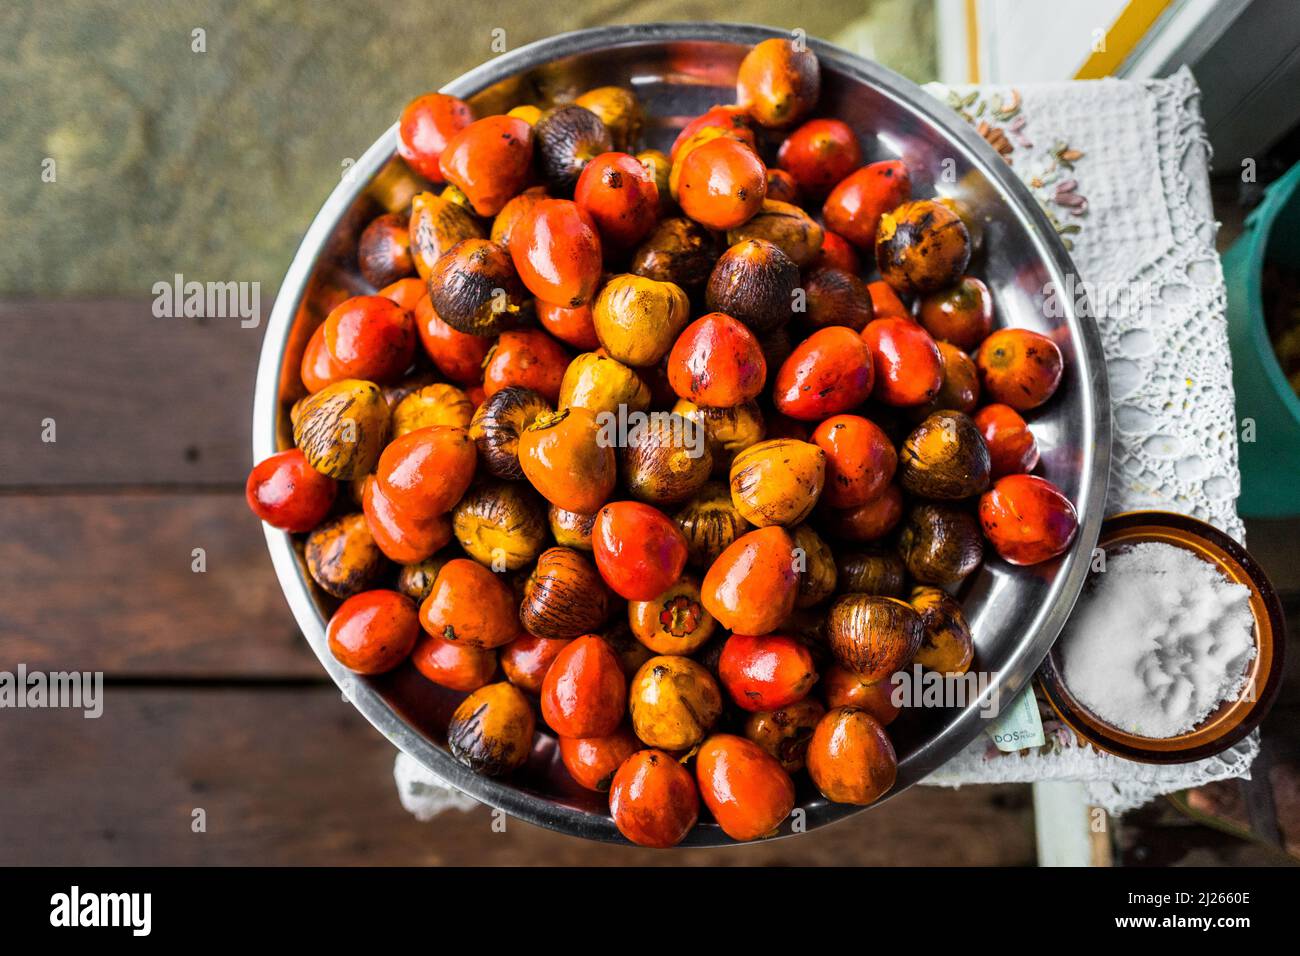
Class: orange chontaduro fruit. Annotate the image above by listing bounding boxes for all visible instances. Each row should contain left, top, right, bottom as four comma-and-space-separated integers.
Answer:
419, 558, 518, 649
510, 199, 603, 308
439, 115, 535, 217
701, 526, 799, 635
541, 634, 627, 738
736, 37, 821, 128
696, 734, 796, 840
326, 589, 420, 675
676, 137, 767, 231
397, 92, 473, 182
978, 473, 1078, 565
609, 749, 699, 848
807, 706, 898, 805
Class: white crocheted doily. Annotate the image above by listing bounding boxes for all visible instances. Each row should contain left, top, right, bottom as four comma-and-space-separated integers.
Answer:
395, 68, 1254, 821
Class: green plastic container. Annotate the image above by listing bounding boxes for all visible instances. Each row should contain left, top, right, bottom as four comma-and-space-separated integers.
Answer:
1223, 160, 1300, 517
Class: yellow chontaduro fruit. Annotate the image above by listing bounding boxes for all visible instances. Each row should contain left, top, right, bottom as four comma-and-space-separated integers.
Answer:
305, 512, 385, 598
875, 198, 971, 296
447, 683, 536, 777
293, 378, 390, 480
407, 190, 483, 279
574, 86, 644, 153
592, 274, 690, 367
729, 438, 825, 527
629, 656, 723, 751
558, 351, 651, 416
726, 199, 824, 267
392, 383, 474, 437
506, 104, 543, 126
451, 480, 548, 572
672, 397, 765, 463
909, 586, 975, 675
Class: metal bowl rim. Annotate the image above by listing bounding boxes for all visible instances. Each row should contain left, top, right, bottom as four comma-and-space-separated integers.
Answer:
252, 20, 1112, 847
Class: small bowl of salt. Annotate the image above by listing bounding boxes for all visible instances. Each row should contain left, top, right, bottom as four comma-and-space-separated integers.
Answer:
1039, 510, 1286, 763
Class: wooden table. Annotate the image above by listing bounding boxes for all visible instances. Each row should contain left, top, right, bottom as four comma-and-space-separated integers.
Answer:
0, 298, 1042, 865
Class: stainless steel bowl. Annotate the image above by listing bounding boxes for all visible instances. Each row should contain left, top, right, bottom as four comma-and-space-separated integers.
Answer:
253, 22, 1111, 845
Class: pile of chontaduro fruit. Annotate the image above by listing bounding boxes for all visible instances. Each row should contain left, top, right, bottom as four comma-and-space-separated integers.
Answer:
245, 36, 1081, 847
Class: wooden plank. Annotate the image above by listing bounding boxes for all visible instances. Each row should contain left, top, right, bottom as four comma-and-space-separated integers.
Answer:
0, 493, 317, 677
0, 686, 1037, 865
0, 299, 263, 486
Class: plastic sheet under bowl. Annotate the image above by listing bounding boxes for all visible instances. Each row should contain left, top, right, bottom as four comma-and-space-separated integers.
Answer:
252, 22, 1111, 845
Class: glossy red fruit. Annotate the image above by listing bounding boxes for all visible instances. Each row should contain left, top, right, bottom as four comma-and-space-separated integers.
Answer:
822, 160, 911, 249
378, 277, 427, 313
559, 727, 642, 792
419, 558, 519, 649
975, 328, 1065, 411
609, 749, 700, 848
510, 198, 603, 308
536, 301, 600, 351
575, 152, 660, 250
978, 474, 1079, 565
700, 526, 800, 636
540, 634, 627, 737
320, 294, 416, 385
810, 229, 861, 274
592, 501, 689, 601
299, 324, 344, 394
666, 312, 767, 407
326, 589, 420, 674
676, 136, 767, 231
832, 483, 905, 542
695, 734, 796, 841
812, 414, 897, 508
917, 276, 994, 351
670, 105, 757, 162
777, 118, 862, 198
414, 294, 492, 386
439, 115, 534, 217
245, 449, 337, 532
482, 328, 570, 405
718, 634, 817, 712
410, 633, 497, 692
397, 92, 473, 182
974, 403, 1040, 478
773, 326, 874, 420
362, 476, 453, 564
861, 317, 944, 406
374, 426, 477, 517
500, 632, 572, 694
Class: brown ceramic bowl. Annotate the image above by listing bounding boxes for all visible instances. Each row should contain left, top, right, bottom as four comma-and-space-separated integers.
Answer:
1038, 510, 1286, 764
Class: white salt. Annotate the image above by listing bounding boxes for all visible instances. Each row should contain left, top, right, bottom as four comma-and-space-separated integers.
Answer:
1059, 541, 1256, 739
